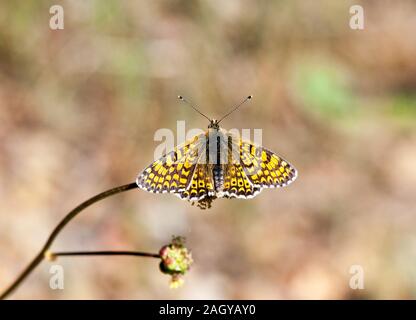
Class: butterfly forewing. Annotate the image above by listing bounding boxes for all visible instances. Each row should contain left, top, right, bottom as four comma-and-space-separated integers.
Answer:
136, 134, 205, 196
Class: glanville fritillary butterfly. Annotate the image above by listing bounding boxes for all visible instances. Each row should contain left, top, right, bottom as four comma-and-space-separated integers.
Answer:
136, 96, 297, 209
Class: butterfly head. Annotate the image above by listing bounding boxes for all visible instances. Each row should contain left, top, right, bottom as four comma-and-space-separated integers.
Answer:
208, 119, 220, 129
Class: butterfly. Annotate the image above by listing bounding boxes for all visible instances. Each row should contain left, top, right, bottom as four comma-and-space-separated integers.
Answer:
136, 95, 297, 209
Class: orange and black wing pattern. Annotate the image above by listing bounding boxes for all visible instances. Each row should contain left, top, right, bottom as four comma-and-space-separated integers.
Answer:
136, 134, 203, 196
218, 164, 261, 199
238, 141, 297, 188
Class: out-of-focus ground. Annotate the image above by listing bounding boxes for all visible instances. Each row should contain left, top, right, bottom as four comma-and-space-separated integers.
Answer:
1, 0, 416, 299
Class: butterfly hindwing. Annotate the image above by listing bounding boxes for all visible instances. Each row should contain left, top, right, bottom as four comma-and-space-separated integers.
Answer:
179, 164, 215, 201
219, 164, 262, 199
136, 134, 204, 195
238, 141, 297, 188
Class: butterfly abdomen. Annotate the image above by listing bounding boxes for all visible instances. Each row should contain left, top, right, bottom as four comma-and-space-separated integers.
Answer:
213, 165, 224, 191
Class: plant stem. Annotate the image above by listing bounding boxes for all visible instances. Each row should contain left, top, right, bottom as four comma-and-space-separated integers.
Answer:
0, 182, 138, 300
50, 250, 160, 259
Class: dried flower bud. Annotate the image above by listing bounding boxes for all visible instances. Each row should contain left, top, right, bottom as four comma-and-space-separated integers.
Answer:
159, 236, 193, 288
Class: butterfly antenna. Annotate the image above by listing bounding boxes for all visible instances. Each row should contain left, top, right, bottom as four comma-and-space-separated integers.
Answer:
217, 95, 252, 124
178, 95, 211, 122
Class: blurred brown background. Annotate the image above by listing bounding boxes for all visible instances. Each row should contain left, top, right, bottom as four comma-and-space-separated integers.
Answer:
1, 0, 416, 299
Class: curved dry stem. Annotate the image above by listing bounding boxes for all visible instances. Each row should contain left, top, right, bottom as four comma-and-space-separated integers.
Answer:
49, 250, 160, 259
0, 182, 138, 300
